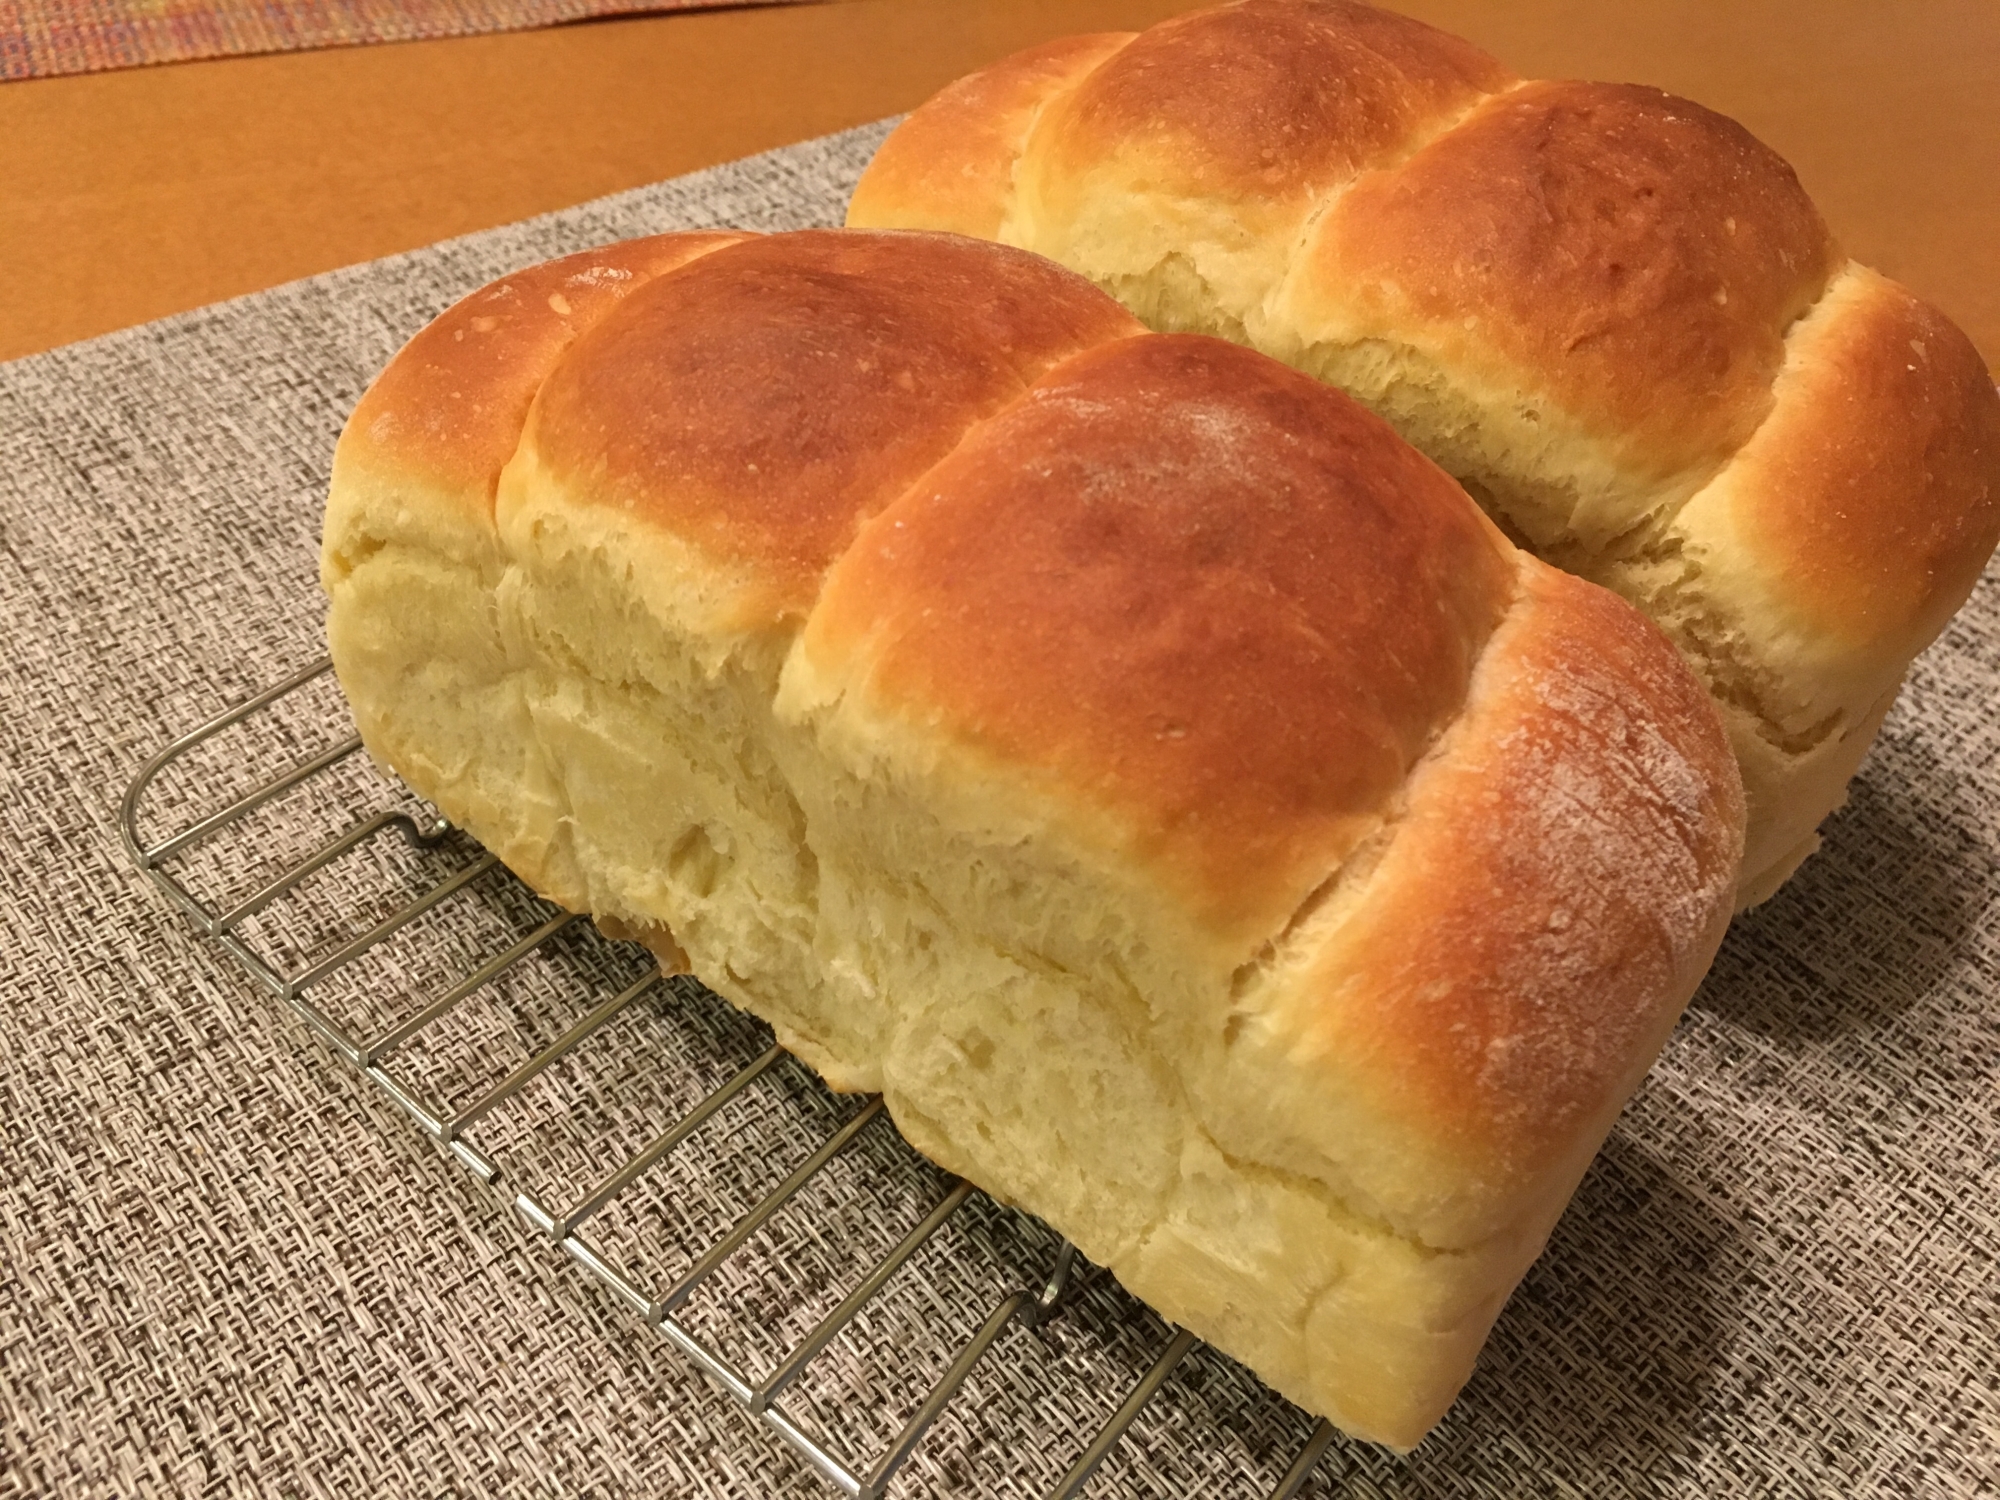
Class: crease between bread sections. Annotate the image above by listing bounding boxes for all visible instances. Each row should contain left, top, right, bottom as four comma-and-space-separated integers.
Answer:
321, 0, 1998, 1459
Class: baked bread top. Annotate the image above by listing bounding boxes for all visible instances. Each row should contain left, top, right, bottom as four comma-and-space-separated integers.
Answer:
847, 0, 2000, 905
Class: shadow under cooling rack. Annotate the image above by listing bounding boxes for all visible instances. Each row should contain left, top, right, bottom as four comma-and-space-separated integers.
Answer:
119, 657, 1346, 1500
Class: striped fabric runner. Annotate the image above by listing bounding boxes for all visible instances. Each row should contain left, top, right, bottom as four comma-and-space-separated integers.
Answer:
0, 0, 804, 80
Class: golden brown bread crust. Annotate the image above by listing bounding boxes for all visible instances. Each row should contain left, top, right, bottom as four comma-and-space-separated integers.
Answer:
1270, 562, 1742, 1187
1302, 79, 1841, 474
846, 0, 2000, 905
997, 0, 1512, 338
1031, 0, 1509, 208
524, 230, 1144, 628
811, 332, 1516, 940
1721, 268, 2000, 653
324, 227, 1746, 1447
337, 234, 744, 515
846, 31, 1136, 240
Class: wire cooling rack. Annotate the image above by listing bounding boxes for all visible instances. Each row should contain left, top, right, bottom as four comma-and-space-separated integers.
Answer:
119, 658, 1346, 1500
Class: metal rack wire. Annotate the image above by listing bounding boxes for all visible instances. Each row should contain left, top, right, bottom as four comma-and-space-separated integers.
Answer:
119, 658, 1343, 1500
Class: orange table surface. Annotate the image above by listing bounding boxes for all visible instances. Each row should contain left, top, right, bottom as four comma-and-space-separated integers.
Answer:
3, 0, 1995, 367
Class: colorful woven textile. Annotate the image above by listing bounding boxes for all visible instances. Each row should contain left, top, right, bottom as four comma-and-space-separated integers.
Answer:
0, 0, 800, 80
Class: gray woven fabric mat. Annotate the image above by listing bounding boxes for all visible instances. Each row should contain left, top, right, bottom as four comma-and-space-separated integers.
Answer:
2, 119, 1996, 1500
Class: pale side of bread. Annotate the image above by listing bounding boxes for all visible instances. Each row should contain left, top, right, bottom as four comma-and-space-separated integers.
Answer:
323, 228, 1744, 1449
846, 0, 2000, 908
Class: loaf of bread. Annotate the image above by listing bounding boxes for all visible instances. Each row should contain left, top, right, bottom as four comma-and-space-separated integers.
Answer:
322, 227, 1744, 1448
847, 0, 2000, 907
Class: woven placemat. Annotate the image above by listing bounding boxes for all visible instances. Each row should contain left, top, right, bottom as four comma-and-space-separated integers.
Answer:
0, 120, 1995, 1499
0, 0, 801, 81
